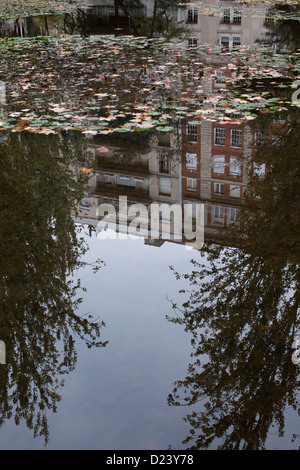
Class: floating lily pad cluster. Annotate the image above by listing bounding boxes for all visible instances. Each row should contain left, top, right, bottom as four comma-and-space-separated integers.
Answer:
0, 0, 90, 19
0, 33, 299, 136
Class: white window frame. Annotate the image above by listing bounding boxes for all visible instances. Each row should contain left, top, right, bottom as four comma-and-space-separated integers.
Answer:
187, 7, 198, 24
220, 35, 230, 50
214, 182, 225, 195
229, 207, 240, 224
187, 178, 197, 191
221, 8, 241, 24
215, 69, 226, 88
186, 153, 197, 170
213, 155, 225, 174
186, 125, 197, 143
230, 157, 242, 176
213, 205, 225, 223
188, 37, 198, 48
230, 129, 242, 148
214, 128, 226, 146
232, 35, 241, 48
233, 8, 242, 24
219, 34, 241, 51
222, 8, 231, 23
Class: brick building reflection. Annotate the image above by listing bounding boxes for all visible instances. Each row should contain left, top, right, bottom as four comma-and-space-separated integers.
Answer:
73, 2, 281, 249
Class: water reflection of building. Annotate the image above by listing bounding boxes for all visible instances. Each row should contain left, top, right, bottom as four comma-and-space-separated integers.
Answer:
181, 118, 249, 236
73, 3, 273, 246
74, 132, 188, 247
179, 0, 271, 50
0, 18, 28, 37
73, 0, 281, 248
0, 0, 277, 41
0, 0, 279, 249
72, 118, 244, 249
88, 0, 275, 46
176, 1, 280, 239
90, 0, 275, 47
75, 79, 283, 250
76, 107, 282, 249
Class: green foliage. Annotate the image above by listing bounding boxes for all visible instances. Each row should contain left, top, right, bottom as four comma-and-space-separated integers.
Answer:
0, 0, 89, 19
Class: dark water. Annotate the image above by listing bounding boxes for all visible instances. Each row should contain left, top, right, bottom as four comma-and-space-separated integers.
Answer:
0, 1, 299, 450
0, 6, 137, 38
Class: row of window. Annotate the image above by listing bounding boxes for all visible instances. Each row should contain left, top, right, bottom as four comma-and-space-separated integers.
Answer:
185, 155, 265, 180
212, 155, 242, 176
214, 128, 243, 148
213, 183, 241, 199
220, 35, 241, 51
187, 35, 241, 50
185, 178, 241, 199
185, 154, 242, 176
102, 174, 149, 188
221, 8, 242, 25
185, 126, 243, 148
212, 205, 240, 225
186, 7, 242, 25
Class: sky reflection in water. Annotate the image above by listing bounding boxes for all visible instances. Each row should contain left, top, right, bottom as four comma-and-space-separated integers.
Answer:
0, 0, 300, 450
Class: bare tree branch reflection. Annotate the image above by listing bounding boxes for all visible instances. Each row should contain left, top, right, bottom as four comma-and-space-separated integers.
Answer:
167, 111, 300, 450
0, 132, 107, 445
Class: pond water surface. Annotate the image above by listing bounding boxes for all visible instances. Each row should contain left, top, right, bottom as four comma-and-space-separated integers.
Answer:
0, 0, 299, 451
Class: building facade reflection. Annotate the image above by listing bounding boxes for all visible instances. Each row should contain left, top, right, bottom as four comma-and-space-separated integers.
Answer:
74, 0, 280, 248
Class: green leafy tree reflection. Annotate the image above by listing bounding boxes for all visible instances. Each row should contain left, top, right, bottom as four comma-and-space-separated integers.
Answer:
167, 111, 300, 449
0, 132, 107, 445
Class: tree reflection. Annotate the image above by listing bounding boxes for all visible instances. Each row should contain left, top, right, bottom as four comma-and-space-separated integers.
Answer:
167, 111, 300, 449
0, 132, 107, 445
